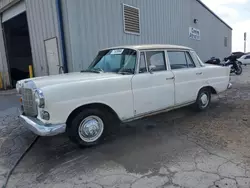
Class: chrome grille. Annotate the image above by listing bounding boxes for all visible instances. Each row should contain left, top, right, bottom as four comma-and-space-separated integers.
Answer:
22, 88, 38, 117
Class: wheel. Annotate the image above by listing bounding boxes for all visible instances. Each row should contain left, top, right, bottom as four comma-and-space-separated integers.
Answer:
194, 88, 211, 111
235, 64, 242, 75
66, 108, 113, 147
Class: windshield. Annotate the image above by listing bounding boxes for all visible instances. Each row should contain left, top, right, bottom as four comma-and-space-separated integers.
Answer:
87, 49, 137, 74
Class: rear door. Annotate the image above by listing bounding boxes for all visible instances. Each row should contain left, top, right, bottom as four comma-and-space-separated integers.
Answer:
167, 50, 203, 105
132, 50, 175, 116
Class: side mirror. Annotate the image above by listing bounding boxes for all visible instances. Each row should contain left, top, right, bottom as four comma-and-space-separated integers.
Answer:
149, 65, 156, 73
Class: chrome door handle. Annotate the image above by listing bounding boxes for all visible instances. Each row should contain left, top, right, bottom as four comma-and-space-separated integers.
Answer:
166, 76, 175, 80
196, 72, 202, 75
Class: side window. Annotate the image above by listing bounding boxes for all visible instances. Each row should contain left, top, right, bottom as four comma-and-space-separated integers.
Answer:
185, 52, 196, 68
168, 51, 187, 70
139, 53, 147, 73
245, 55, 250, 59
146, 51, 166, 71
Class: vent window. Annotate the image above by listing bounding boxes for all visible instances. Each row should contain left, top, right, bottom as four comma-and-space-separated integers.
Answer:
123, 4, 140, 35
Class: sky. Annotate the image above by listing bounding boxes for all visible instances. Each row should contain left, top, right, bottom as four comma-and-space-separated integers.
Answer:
202, 0, 250, 52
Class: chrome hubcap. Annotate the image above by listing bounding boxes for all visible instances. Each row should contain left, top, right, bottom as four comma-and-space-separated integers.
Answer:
78, 116, 104, 143
200, 93, 209, 107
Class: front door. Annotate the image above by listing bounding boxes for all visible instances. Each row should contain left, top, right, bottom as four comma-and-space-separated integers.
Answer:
167, 50, 203, 105
132, 51, 175, 116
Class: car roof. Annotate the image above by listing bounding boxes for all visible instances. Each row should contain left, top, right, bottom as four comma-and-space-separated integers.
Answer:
102, 44, 192, 51
232, 51, 244, 54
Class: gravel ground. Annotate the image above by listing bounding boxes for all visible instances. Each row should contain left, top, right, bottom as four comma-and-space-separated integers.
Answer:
1, 67, 250, 188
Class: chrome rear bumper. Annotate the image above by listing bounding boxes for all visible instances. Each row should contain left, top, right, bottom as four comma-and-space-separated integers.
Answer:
19, 115, 66, 136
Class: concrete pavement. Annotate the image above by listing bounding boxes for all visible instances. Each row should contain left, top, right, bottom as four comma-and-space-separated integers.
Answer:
0, 93, 36, 187
1, 68, 250, 188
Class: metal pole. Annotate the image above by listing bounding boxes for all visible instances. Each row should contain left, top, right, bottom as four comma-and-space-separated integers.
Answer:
56, 0, 68, 73
244, 41, 246, 53
29, 65, 33, 78
244, 32, 247, 53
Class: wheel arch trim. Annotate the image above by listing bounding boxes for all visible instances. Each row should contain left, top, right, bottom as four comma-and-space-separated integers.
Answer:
197, 85, 217, 96
66, 102, 121, 126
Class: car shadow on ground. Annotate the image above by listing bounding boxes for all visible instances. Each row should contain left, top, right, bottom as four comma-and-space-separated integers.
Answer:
7, 81, 250, 187
5, 68, 250, 187
13, 99, 230, 176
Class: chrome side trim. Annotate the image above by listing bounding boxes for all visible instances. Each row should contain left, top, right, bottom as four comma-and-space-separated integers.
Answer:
123, 101, 195, 123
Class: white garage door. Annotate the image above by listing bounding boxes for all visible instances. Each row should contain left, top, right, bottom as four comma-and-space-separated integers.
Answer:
2, 1, 26, 23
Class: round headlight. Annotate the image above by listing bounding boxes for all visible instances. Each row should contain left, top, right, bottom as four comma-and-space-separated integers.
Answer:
34, 89, 45, 108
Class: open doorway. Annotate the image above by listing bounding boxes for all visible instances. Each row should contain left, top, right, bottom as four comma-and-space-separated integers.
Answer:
3, 12, 33, 87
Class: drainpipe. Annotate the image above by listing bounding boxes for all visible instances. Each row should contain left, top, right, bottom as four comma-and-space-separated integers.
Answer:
56, 0, 68, 73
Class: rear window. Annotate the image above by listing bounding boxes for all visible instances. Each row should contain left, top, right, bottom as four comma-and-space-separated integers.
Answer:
190, 51, 205, 67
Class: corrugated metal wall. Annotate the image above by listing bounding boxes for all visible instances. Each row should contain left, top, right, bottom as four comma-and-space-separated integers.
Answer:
25, 0, 61, 76
0, 0, 61, 87
62, 0, 232, 72
0, 0, 233, 86
190, 0, 232, 60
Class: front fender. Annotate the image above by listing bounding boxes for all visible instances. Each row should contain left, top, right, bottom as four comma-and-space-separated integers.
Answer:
39, 76, 134, 124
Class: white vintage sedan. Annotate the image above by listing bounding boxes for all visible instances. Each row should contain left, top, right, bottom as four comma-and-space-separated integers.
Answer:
238, 54, 250, 65
17, 45, 231, 146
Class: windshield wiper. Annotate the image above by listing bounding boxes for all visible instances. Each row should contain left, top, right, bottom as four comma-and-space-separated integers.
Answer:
80, 70, 101, 73
81, 67, 104, 73
117, 72, 133, 75
118, 69, 134, 75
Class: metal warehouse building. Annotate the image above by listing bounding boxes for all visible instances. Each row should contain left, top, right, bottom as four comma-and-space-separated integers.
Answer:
0, 0, 232, 88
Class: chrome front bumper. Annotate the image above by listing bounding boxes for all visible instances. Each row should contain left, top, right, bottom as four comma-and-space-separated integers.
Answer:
19, 115, 66, 136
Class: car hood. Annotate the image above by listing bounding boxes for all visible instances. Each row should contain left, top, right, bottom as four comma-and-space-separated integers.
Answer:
22, 72, 123, 88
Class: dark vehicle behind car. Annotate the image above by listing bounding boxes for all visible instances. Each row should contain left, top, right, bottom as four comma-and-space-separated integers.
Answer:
206, 55, 242, 76
205, 57, 221, 65
231, 52, 245, 59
